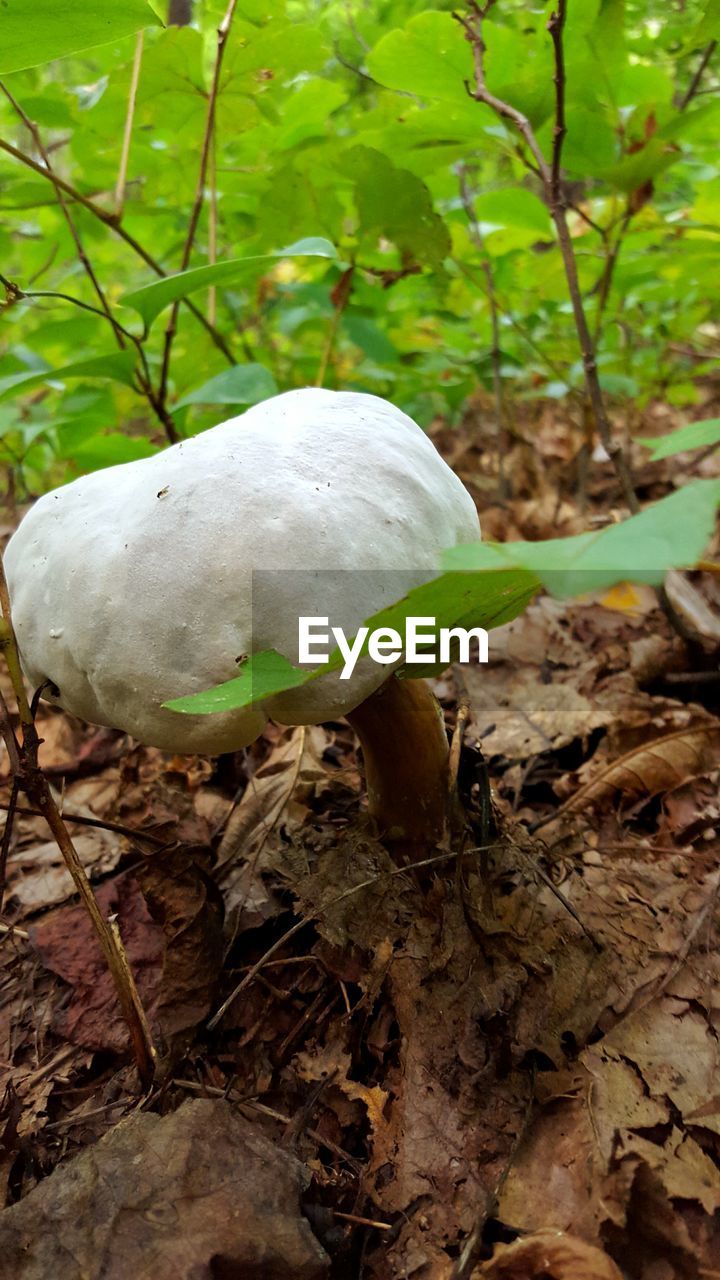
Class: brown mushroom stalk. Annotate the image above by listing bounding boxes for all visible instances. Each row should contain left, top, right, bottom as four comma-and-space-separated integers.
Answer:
346, 675, 451, 853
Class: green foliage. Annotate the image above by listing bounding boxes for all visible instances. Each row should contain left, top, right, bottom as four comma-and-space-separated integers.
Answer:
639, 417, 720, 460
0, 0, 717, 476
166, 650, 314, 715
0, 0, 161, 74
0, 0, 712, 465
0, 352, 138, 402
445, 479, 720, 592
123, 238, 338, 327
174, 364, 277, 409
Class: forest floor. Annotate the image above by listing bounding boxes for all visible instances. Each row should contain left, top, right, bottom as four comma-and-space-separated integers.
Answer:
2, 395, 720, 1280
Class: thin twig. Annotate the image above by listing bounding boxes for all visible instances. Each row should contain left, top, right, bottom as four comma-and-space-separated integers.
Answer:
316, 266, 354, 387
334, 1210, 392, 1232
458, 165, 511, 496
591, 39, 714, 343
592, 202, 632, 344
0, 778, 20, 912
158, 0, 240, 409
0, 690, 21, 912
0, 82, 126, 352
172, 1078, 362, 1168
680, 39, 717, 110
547, 0, 567, 203
0, 85, 184, 442
0, 279, 174, 440
448, 689, 471, 796
109, 912, 157, 1061
115, 31, 145, 217
0, 559, 157, 1086
0, 688, 22, 774
208, 129, 218, 326
456, 2, 640, 513
0, 798, 169, 847
38, 788, 157, 1083
453, 257, 571, 385
0, 921, 29, 940
0, 137, 235, 363
512, 842, 600, 950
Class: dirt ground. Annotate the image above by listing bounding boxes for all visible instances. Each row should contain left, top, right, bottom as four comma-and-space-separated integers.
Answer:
2, 396, 720, 1279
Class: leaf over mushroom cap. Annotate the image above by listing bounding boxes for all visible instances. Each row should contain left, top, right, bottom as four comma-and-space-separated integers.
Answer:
3, 388, 480, 754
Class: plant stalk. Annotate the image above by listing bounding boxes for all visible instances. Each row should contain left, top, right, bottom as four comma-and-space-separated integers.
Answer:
0, 561, 157, 1087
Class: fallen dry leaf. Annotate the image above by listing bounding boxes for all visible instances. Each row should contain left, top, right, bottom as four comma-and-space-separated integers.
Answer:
216, 725, 335, 931
0, 1098, 329, 1280
295, 1036, 390, 1136
29, 873, 164, 1053
498, 986, 720, 1272
555, 722, 720, 816
134, 846, 224, 1045
5, 821, 121, 918
476, 1230, 623, 1279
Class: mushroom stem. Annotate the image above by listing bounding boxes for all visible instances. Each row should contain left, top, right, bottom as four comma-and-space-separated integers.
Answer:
346, 675, 451, 855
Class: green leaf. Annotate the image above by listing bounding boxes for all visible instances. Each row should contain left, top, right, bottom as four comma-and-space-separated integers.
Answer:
367, 11, 473, 104
344, 146, 450, 270
362, 569, 538, 679
123, 238, 338, 327
164, 570, 537, 716
684, 0, 720, 50
69, 433, 159, 470
0, 0, 162, 74
0, 352, 138, 403
445, 480, 720, 595
472, 189, 552, 236
175, 364, 278, 410
343, 315, 398, 363
638, 418, 720, 460
165, 649, 311, 714
163, 483, 720, 718
603, 138, 680, 192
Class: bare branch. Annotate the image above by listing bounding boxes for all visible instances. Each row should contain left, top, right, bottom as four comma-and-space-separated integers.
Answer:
592, 202, 632, 342
680, 39, 716, 110
158, 0, 240, 410
547, 0, 568, 205
590, 38, 715, 335
208, 130, 218, 326
455, 6, 551, 185
315, 265, 355, 387
456, 2, 640, 513
458, 165, 511, 498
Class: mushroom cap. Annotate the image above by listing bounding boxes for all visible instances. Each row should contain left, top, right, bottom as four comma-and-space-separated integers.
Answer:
4, 388, 480, 753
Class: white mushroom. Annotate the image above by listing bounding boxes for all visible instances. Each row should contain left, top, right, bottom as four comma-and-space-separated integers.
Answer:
4, 388, 480, 847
